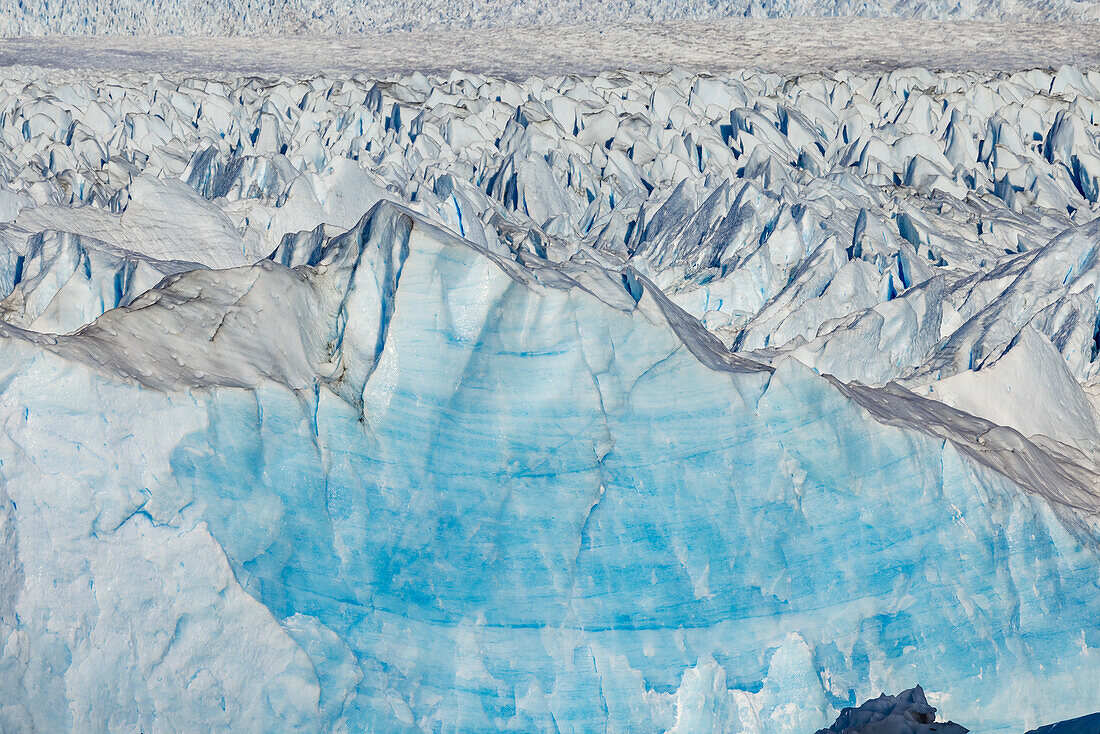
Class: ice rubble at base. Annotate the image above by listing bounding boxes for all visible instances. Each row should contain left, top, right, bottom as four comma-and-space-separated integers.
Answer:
0, 65, 1100, 731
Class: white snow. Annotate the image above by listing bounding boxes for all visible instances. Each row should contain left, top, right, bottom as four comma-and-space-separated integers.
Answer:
3, 21, 1100, 78
0, 0, 1098, 35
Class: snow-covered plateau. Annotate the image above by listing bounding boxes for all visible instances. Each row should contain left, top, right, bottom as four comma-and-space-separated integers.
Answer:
0, 63, 1100, 732
6, 21, 1100, 79
1, 0, 1100, 34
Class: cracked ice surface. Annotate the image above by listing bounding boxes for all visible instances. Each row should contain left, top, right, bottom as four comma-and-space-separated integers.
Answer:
6, 22, 1100, 78
0, 65, 1100, 732
2, 0, 1100, 34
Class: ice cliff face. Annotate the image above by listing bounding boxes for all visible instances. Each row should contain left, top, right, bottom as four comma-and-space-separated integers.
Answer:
0, 66, 1100, 731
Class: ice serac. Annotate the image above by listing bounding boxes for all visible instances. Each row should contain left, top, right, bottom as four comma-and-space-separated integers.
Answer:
1, 201, 1099, 731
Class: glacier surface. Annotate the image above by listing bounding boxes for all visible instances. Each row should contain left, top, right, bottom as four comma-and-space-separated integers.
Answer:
0, 65, 1099, 731
8, 21, 1100, 80
1, 0, 1099, 34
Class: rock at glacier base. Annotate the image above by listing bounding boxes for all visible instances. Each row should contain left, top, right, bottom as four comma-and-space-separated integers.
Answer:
1026, 712, 1100, 734
815, 686, 968, 734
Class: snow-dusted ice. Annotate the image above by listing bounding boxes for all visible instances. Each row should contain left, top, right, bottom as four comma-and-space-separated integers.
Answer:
0, 63, 1099, 732
1, 0, 1099, 35
5, 21, 1100, 79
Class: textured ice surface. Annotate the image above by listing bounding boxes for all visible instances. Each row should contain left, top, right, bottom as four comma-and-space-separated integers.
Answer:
1, 0, 1099, 34
0, 65, 1099, 731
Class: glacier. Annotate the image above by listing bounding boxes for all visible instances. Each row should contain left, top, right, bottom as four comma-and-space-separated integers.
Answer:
0, 64, 1099, 732
5, 22, 1100, 80
1, 0, 1099, 35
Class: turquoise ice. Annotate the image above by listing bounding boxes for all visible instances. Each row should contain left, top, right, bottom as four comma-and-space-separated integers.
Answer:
0, 204, 1097, 731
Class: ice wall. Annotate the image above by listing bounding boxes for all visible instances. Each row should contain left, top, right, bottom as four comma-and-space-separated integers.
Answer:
0, 203, 1098, 731
0, 66, 1099, 731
